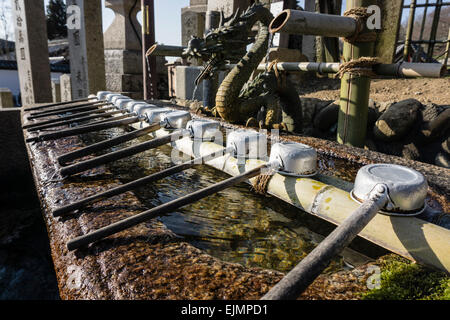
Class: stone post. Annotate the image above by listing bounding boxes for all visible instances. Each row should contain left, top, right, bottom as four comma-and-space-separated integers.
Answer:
12, 0, 52, 105
51, 81, 61, 103
0, 88, 14, 108
207, 0, 251, 17
60, 74, 73, 102
67, 0, 106, 99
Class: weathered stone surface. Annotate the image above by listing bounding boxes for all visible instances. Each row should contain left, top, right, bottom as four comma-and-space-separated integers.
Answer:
0, 88, 14, 108
12, 0, 52, 104
106, 74, 143, 92
435, 152, 450, 168
373, 99, 422, 142
175, 66, 204, 100
181, 10, 205, 47
51, 81, 61, 103
60, 74, 72, 102
104, 0, 141, 51
67, 0, 106, 98
442, 138, 450, 155
207, 0, 251, 17
104, 50, 143, 75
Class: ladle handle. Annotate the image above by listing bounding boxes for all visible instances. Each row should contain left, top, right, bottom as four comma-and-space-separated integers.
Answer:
67, 163, 269, 251
262, 184, 389, 300
58, 123, 161, 165
59, 130, 182, 177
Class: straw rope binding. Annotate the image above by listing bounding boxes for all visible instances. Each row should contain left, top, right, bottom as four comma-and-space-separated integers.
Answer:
335, 56, 380, 79
343, 7, 377, 43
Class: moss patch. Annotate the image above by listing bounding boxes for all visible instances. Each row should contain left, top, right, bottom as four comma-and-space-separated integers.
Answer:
362, 255, 450, 300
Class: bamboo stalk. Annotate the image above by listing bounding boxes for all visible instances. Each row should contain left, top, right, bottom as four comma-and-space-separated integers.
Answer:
403, 0, 417, 61
146, 44, 186, 57
337, 0, 376, 148
269, 9, 357, 37
57, 122, 162, 165
66, 163, 270, 251
427, 0, 443, 61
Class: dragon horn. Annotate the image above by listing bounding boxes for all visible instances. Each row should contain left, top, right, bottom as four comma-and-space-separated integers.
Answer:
229, 8, 241, 24
219, 10, 225, 27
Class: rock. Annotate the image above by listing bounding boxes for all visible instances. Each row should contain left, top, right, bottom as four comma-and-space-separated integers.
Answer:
402, 143, 421, 161
427, 109, 450, 139
364, 139, 377, 151
378, 101, 395, 113
367, 105, 379, 129
435, 152, 450, 169
442, 138, 450, 155
420, 103, 442, 122
313, 102, 339, 131
373, 99, 421, 142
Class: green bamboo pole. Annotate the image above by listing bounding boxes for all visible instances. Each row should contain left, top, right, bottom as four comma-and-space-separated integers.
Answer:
337, 0, 377, 148
403, 0, 417, 61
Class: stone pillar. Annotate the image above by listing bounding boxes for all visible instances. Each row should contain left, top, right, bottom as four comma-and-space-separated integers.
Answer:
67, 0, 106, 99
0, 88, 14, 108
207, 0, 251, 17
104, 0, 143, 99
12, 0, 52, 105
181, 1, 207, 67
51, 81, 61, 103
60, 74, 73, 102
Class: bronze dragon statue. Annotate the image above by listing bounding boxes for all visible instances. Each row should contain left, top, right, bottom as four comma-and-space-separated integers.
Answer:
183, 2, 303, 133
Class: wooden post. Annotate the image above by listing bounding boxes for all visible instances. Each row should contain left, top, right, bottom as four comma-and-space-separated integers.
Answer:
142, 0, 158, 100
12, 0, 52, 105
337, 0, 377, 148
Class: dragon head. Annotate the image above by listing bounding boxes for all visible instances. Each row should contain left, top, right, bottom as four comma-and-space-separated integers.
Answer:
182, 3, 267, 85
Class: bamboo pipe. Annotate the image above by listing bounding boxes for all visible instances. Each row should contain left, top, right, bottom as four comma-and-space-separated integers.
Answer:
67, 163, 271, 251
22, 97, 96, 112
373, 62, 447, 78
262, 184, 388, 300
337, 0, 376, 148
26, 101, 108, 117
269, 9, 357, 38
53, 147, 234, 217
27, 109, 123, 132
23, 106, 117, 129
146, 44, 186, 57
225, 62, 446, 78
59, 130, 186, 177
403, 0, 417, 61
145, 124, 450, 273
25, 116, 141, 143
27, 102, 111, 120
57, 122, 162, 165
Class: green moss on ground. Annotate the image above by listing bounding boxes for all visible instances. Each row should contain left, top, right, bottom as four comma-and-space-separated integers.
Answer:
362, 255, 450, 300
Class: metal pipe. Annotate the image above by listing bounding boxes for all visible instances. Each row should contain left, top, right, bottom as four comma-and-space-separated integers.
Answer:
27, 109, 123, 132
25, 116, 141, 143
26, 100, 108, 117
66, 163, 271, 251
262, 184, 389, 300
59, 130, 185, 177
269, 9, 357, 38
74, 113, 131, 127
53, 147, 234, 217
146, 44, 186, 57
27, 102, 111, 120
57, 122, 162, 165
22, 97, 96, 112
23, 106, 117, 129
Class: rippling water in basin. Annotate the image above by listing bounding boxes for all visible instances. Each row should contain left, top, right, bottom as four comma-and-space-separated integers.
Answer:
79, 128, 367, 273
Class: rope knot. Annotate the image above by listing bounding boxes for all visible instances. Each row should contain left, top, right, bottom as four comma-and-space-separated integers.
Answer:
343, 7, 377, 43
335, 57, 380, 79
